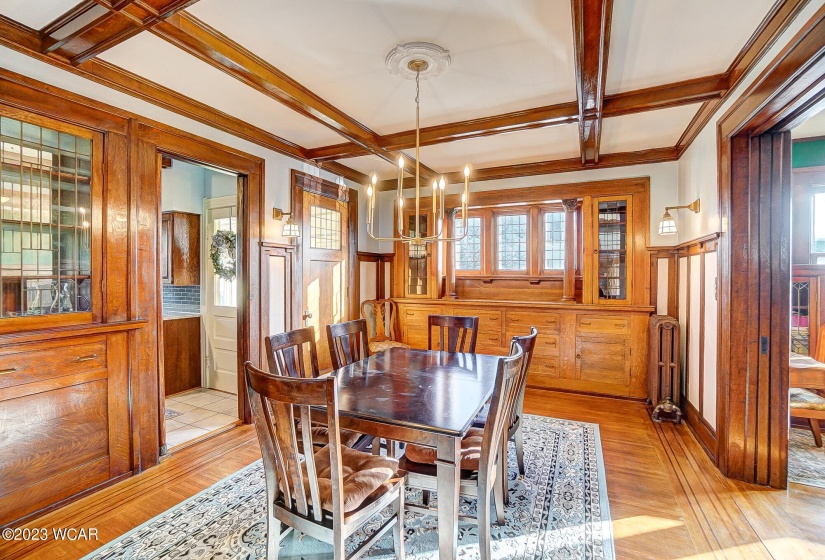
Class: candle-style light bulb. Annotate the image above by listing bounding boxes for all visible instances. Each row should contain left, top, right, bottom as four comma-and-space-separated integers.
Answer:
398, 156, 405, 169
439, 177, 446, 190
464, 165, 470, 178
432, 180, 437, 215
367, 186, 373, 197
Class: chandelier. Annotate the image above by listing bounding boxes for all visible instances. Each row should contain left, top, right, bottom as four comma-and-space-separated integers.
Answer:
365, 43, 470, 250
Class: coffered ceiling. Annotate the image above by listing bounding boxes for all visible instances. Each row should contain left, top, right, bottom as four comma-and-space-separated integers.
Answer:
0, 0, 808, 185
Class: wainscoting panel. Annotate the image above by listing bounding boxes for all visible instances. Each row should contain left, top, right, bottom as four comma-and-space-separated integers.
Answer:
703, 251, 719, 430
688, 254, 702, 407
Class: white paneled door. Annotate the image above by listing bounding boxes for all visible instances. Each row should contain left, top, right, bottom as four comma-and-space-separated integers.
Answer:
203, 196, 238, 395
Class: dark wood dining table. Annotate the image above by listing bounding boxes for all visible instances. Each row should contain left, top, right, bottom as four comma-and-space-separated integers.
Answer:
324, 346, 503, 560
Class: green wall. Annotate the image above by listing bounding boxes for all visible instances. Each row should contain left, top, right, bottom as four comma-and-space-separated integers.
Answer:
793, 138, 825, 168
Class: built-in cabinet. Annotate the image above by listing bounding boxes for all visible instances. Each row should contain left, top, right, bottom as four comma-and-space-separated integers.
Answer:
391, 178, 652, 400
161, 211, 200, 286
163, 316, 201, 396
396, 299, 650, 398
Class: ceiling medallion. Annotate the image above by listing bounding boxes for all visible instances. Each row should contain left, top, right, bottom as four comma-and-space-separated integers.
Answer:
384, 42, 451, 80
367, 43, 469, 252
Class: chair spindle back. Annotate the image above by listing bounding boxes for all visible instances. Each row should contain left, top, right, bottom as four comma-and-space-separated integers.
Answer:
265, 327, 320, 378
327, 319, 370, 369
428, 314, 479, 353
245, 361, 345, 523
479, 345, 524, 478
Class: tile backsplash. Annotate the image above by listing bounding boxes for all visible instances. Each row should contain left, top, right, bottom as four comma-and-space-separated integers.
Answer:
162, 285, 201, 315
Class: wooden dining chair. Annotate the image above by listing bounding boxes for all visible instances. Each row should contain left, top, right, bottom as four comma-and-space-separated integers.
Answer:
790, 326, 825, 447
428, 314, 479, 353
399, 345, 524, 560
361, 299, 409, 353
327, 319, 400, 458
265, 327, 362, 449
326, 319, 370, 370
474, 327, 538, 490
244, 361, 406, 560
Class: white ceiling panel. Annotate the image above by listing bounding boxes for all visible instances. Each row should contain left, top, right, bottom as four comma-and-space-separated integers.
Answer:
792, 101, 825, 139
187, 0, 578, 135
600, 103, 702, 154
416, 124, 580, 173
99, 33, 347, 148
344, 155, 403, 181
606, 0, 776, 94
0, 0, 85, 30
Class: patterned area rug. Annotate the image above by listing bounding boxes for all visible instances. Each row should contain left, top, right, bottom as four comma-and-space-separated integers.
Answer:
81, 415, 614, 560
789, 426, 825, 489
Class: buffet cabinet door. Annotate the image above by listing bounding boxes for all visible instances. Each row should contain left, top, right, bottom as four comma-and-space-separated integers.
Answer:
0, 333, 131, 525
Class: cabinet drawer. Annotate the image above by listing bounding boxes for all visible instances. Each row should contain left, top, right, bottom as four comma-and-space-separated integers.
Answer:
0, 338, 108, 389
450, 309, 501, 334
505, 330, 559, 355
506, 311, 559, 332
576, 315, 629, 334
401, 306, 445, 324
476, 332, 503, 350
527, 357, 560, 384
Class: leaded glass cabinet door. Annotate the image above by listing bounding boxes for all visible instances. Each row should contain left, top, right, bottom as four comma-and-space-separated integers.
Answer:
399, 210, 441, 298
0, 111, 102, 332
591, 195, 633, 304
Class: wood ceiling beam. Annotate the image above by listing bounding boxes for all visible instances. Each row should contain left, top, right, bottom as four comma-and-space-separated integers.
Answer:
151, 12, 437, 180
40, 0, 201, 64
677, 0, 811, 154
307, 73, 728, 162
376, 146, 678, 191
571, 0, 613, 164
0, 15, 369, 185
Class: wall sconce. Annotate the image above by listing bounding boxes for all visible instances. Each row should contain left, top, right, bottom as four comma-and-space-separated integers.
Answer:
658, 199, 700, 236
273, 207, 300, 238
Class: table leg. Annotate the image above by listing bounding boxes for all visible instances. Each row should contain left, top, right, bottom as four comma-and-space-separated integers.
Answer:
436, 434, 461, 560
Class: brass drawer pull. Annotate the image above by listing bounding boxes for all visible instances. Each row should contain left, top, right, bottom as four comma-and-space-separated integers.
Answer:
0, 367, 19, 375
581, 320, 591, 326
511, 317, 521, 322
615, 323, 625, 328
74, 354, 99, 363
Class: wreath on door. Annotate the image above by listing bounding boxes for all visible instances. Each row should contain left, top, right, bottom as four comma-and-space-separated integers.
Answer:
210, 230, 236, 280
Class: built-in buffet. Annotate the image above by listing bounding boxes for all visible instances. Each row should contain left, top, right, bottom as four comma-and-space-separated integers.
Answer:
393, 177, 654, 399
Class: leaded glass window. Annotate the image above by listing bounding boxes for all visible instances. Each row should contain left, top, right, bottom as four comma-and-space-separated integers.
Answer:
497, 214, 527, 271
544, 212, 565, 270
597, 200, 627, 300
310, 205, 341, 250
455, 216, 481, 271
0, 115, 92, 318
791, 281, 811, 355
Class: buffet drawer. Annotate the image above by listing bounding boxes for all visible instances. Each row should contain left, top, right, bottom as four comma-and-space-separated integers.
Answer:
576, 315, 629, 334
528, 357, 560, 383
506, 310, 559, 332
0, 337, 108, 389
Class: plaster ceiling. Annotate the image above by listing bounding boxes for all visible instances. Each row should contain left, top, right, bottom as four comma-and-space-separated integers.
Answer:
186, 0, 579, 135
606, 0, 776, 94
600, 103, 702, 154
792, 100, 825, 139
99, 33, 345, 147
0, 0, 84, 30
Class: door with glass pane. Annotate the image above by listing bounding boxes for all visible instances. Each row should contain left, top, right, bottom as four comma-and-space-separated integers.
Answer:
591, 195, 633, 304
203, 196, 238, 394
301, 189, 350, 372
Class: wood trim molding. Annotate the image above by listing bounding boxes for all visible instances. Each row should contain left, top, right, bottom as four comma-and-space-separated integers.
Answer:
677, 0, 811, 154
291, 170, 349, 202
571, 0, 613, 164
377, 147, 678, 190
308, 74, 728, 162
151, 12, 436, 179
0, 16, 369, 185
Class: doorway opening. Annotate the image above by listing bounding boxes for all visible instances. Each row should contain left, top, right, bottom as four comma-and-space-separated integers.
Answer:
788, 104, 825, 488
159, 156, 241, 452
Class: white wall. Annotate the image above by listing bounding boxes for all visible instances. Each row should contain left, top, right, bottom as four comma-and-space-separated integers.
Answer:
672, 0, 821, 436
676, 0, 823, 243
161, 159, 205, 214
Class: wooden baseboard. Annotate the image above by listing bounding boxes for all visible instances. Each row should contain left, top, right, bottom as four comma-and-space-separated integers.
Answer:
684, 401, 717, 462
525, 384, 648, 403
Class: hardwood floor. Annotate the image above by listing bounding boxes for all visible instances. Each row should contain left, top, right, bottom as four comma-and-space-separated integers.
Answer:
2, 390, 824, 559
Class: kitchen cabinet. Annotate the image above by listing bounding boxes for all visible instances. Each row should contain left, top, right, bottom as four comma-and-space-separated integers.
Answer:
161, 212, 200, 286
163, 316, 201, 396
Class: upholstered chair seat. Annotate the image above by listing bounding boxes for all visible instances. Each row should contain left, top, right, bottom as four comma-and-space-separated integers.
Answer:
404, 428, 485, 472
293, 445, 402, 514
790, 388, 825, 411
